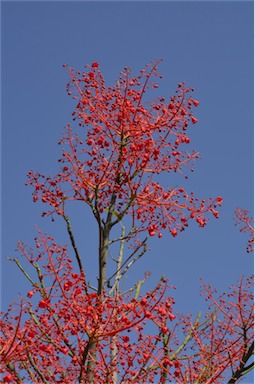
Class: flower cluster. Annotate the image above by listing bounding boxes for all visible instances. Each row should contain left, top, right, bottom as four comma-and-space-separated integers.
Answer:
234, 207, 254, 253
1, 232, 253, 383
1, 232, 177, 383
26, 61, 222, 238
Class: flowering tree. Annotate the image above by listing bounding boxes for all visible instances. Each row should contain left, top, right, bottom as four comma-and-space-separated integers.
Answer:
1, 60, 253, 383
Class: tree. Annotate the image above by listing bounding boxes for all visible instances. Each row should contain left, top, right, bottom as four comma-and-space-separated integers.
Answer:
1, 60, 253, 383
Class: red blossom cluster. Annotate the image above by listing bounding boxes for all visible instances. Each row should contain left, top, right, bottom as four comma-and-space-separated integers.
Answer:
0, 233, 253, 383
234, 207, 254, 253
26, 60, 222, 239
1, 232, 177, 383
178, 275, 254, 383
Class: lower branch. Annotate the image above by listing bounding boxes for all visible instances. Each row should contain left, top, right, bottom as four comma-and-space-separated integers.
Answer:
62, 209, 87, 291
26, 352, 48, 384
228, 341, 254, 383
79, 337, 97, 384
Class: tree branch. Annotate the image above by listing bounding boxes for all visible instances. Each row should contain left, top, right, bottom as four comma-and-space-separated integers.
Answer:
228, 341, 254, 383
62, 199, 87, 291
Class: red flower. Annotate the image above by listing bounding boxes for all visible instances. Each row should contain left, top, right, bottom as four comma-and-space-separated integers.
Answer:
211, 208, 219, 218
28, 329, 37, 338
38, 299, 50, 308
74, 288, 82, 295
191, 116, 198, 124
27, 290, 35, 298
170, 229, 178, 237
91, 62, 99, 68
3, 374, 13, 383
59, 346, 69, 354
64, 279, 74, 291
216, 196, 223, 206
196, 216, 206, 227
140, 298, 147, 306
192, 99, 200, 107
72, 273, 79, 279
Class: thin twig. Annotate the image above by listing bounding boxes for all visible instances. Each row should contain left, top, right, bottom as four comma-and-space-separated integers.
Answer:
109, 223, 125, 296
62, 199, 87, 291
107, 237, 147, 282
8, 258, 38, 288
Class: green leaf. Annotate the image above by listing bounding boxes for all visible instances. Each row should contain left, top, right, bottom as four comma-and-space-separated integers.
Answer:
104, 207, 120, 219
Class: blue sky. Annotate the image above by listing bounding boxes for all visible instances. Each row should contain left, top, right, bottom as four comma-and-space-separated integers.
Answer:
1, 0, 253, 378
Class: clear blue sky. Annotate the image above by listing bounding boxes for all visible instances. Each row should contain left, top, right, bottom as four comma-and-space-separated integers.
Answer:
1, 0, 253, 378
